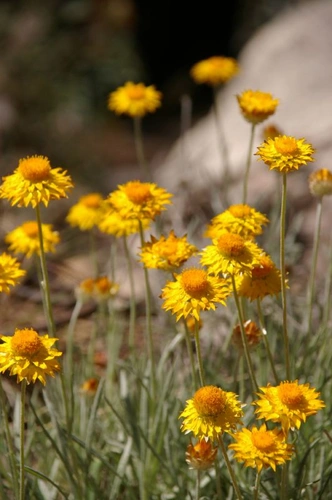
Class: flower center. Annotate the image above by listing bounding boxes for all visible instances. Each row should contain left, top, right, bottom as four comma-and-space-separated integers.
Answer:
81, 193, 103, 208
251, 430, 275, 451
18, 156, 51, 181
217, 233, 245, 256
95, 277, 112, 294
22, 221, 39, 238
228, 204, 251, 218
126, 85, 146, 100
278, 383, 304, 406
160, 241, 178, 257
274, 136, 298, 155
181, 269, 209, 295
11, 329, 42, 356
125, 182, 152, 204
193, 386, 226, 417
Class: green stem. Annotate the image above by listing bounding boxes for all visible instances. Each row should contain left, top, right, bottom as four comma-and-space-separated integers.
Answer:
323, 229, 332, 329
133, 116, 151, 181
183, 321, 199, 390
253, 470, 262, 500
0, 377, 19, 498
217, 435, 243, 500
89, 229, 99, 277
213, 86, 230, 188
306, 198, 323, 334
123, 235, 137, 351
280, 462, 289, 500
195, 470, 201, 500
193, 319, 205, 387
35, 205, 56, 337
231, 276, 258, 392
256, 299, 280, 384
280, 173, 291, 380
19, 380, 27, 500
138, 220, 157, 399
242, 123, 256, 205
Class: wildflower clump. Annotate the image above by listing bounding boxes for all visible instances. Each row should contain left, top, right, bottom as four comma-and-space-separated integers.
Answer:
5, 221, 60, 258
190, 56, 239, 86
0, 328, 62, 385
108, 82, 162, 117
0, 155, 73, 207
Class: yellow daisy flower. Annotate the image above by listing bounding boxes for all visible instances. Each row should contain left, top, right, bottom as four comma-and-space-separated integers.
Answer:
229, 424, 294, 472
179, 385, 244, 441
186, 439, 218, 470
204, 204, 269, 240
107, 82, 162, 118
5, 221, 60, 258
236, 254, 282, 301
108, 180, 172, 221
0, 155, 73, 208
0, 252, 26, 293
236, 90, 279, 124
308, 168, 332, 198
253, 380, 325, 434
75, 276, 119, 303
161, 267, 231, 321
232, 319, 262, 352
139, 230, 198, 271
255, 136, 315, 174
66, 193, 105, 231
190, 56, 239, 86
98, 206, 151, 237
0, 328, 62, 385
200, 232, 263, 276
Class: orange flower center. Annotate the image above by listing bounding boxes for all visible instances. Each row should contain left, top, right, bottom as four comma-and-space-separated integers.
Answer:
22, 221, 39, 238
181, 269, 209, 295
125, 182, 152, 204
278, 383, 304, 406
18, 156, 51, 181
228, 205, 251, 218
251, 430, 275, 451
274, 137, 298, 155
160, 240, 178, 257
81, 193, 103, 208
126, 85, 146, 100
95, 277, 112, 294
193, 386, 226, 417
217, 233, 245, 256
11, 329, 42, 356
80, 278, 95, 294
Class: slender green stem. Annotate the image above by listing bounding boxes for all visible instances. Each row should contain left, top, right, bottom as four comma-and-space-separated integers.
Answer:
217, 435, 243, 500
323, 229, 332, 329
213, 86, 230, 189
256, 299, 280, 384
19, 380, 27, 500
123, 235, 137, 351
280, 462, 289, 500
253, 470, 262, 500
133, 116, 151, 181
0, 377, 19, 498
35, 205, 56, 337
242, 123, 256, 205
89, 229, 99, 277
214, 458, 223, 500
306, 198, 323, 334
183, 321, 199, 390
280, 173, 291, 380
231, 276, 258, 392
138, 220, 156, 399
193, 319, 205, 387
195, 470, 201, 500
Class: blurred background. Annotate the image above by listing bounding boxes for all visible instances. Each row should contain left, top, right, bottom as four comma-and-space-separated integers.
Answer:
0, 0, 299, 191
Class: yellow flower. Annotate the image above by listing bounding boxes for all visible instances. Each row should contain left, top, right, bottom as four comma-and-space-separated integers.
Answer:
98, 207, 151, 237
107, 82, 162, 118
236, 90, 279, 124
200, 232, 263, 276
5, 221, 60, 258
0, 252, 26, 293
229, 424, 294, 472
161, 268, 231, 321
0, 328, 62, 385
75, 276, 119, 303
262, 124, 283, 141
255, 136, 315, 174
0, 155, 73, 208
184, 316, 203, 336
308, 168, 332, 198
204, 204, 269, 240
232, 319, 262, 352
186, 439, 218, 470
253, 380, 325, 434
179, 385, 244, 441
236, 254, 282, 301
190, 56, 239, 86
108, 180, 172, 221
66, 193, 105, 231
139, 230, 198, 271
80, 377, 99, 395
